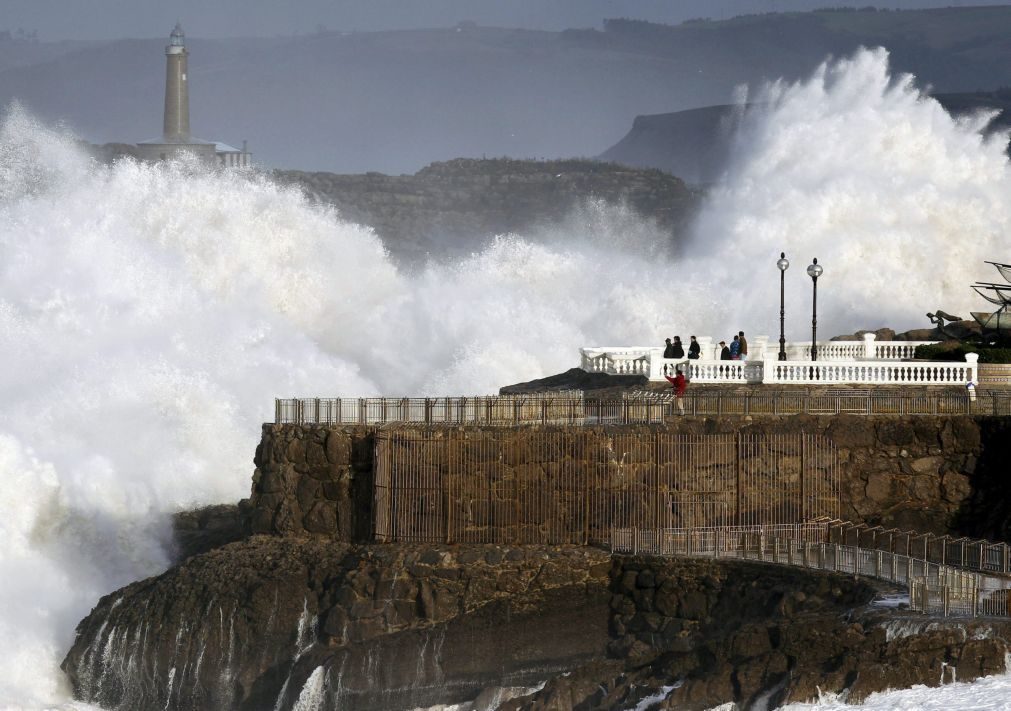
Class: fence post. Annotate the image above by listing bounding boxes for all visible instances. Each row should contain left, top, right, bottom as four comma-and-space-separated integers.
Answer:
274, 398, 281, 424
800, 434, 807, 522
735, 431, 742, 526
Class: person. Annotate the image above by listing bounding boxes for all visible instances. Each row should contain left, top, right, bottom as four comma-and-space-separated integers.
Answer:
738, 331, 749, 361
719, 341, 731, 360
664, 366, 687, 415
688, 335, 701, 359
672, 336, 685, 359
729, 335, 741, 360
663, 337, 675, 359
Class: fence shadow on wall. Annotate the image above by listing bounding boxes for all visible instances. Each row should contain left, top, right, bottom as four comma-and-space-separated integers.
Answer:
373, 430, 839, 545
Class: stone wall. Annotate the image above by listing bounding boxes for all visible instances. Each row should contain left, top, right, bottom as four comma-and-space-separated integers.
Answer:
249, 415, 1011, 542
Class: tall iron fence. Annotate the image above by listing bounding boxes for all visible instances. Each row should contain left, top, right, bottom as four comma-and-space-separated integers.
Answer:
611, 523, 1011, 617
275, 390, 1011, 426
372, 431, 839, 545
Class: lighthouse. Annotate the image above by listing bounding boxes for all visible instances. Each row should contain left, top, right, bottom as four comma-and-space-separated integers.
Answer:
136, 24, 251, 167
163, 22, 190, 142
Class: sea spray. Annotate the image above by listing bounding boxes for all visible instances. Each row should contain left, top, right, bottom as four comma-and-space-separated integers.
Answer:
690, 47, 1011, 339
0, 106, 679, 707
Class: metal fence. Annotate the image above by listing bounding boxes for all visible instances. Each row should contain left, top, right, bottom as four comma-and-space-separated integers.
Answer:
826, 521, 1011, 574
372, 431, 839, 545
275, 390, 1011, 425
610, 522, 1011, 618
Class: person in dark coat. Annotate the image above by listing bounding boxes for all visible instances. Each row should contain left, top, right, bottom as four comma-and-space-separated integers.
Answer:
672, 336, 685, 359
719, 341, 732, 360
663, 338, 675, 358
738, 331, 749, 361
688, 335, 701, 359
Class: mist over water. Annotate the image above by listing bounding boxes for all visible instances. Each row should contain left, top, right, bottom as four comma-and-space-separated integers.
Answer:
691, 47, 1011, 340
2, 46, 1011, 709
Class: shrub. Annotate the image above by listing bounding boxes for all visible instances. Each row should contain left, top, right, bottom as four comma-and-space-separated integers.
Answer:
914, 344, 1011, 363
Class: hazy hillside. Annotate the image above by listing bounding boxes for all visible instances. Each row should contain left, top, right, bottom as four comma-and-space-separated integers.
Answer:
600, 90, 1011, 182
272, 158, 698, 261
8, 7, 1011, 172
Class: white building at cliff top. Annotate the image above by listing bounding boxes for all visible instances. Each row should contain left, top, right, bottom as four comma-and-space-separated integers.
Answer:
135, 23, 251, 168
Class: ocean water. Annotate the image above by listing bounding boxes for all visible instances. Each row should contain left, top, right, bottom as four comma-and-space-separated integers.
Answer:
1, 45, 1011, 709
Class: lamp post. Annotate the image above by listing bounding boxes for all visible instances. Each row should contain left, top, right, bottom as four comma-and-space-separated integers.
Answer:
777, 252, 789, 360
807, 258, 823, 361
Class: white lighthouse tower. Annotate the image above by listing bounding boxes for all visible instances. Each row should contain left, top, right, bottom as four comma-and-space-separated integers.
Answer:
136, 23, 251, 167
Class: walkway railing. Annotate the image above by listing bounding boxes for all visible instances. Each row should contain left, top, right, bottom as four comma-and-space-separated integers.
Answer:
610, 522, 1011, 618
274, 390, 1011, 425
763, 359, 975, 385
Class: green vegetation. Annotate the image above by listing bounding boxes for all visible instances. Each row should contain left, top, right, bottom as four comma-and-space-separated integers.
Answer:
915, 344, 1011, 364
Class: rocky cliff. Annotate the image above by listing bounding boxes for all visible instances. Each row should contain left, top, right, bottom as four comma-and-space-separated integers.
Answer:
61, 414, 1011, 710
273, 158, 698, 261
62, 541, 1011, 710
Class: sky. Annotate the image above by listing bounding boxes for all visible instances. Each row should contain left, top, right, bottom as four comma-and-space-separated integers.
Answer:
4, 0, 1010, 40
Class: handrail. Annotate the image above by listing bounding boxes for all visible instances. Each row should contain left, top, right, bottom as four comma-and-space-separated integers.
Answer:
274, 390, 1011, 425
609, 523, 1011, 618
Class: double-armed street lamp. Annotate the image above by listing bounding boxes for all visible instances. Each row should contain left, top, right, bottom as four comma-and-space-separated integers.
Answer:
777, 252, 789, 361
807, 258, 823, 361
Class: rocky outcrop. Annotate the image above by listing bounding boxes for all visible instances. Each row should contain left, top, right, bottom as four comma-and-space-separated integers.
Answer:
171, 502, 251, 560
274, 158, 698, 261
499, 556, 1011, 710
62, 539, 612, 711
499, 367, 648, 395
62, 545, 1011, 711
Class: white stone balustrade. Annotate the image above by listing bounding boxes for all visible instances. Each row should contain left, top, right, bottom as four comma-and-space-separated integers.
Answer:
762, 353, 978, 386
785, 334, 938, 361
687, 360, 766, 384
580, 337, 972, 387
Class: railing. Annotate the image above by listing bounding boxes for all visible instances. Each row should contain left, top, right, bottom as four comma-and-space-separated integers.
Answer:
610, 523, 1011, 617
274, 392, 585, 426
275, 390, 1011, 425
581, 347, 655, 375
785, 339, 936, 361
826, 521, 1011, 575
764, 359, 975, 385
581, 336, 941, 380
685, 360, 764, 384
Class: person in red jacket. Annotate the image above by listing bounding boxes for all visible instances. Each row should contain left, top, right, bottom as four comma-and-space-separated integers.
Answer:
664, 366, 687, 415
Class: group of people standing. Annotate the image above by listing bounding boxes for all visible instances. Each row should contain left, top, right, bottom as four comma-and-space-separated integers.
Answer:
718, 332, 749, 361
662, 335, 701, 360
658, 331, 749, 416
662, 332, 749, 361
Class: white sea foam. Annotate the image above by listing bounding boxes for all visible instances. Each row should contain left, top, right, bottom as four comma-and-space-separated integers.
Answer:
781, 671, 1011, 709
689, 46, 1011, 340
1, 45, 1011, 710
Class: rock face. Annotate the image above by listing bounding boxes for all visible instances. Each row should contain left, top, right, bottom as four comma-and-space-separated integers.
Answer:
499, 557, 1011, 710
62, 414, 1011, 709
274, 158, 698, 261
62, 539, 612, 711
62, 545, 1011, 711
250, 416, 1005, 541
499, 367, 648, 395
